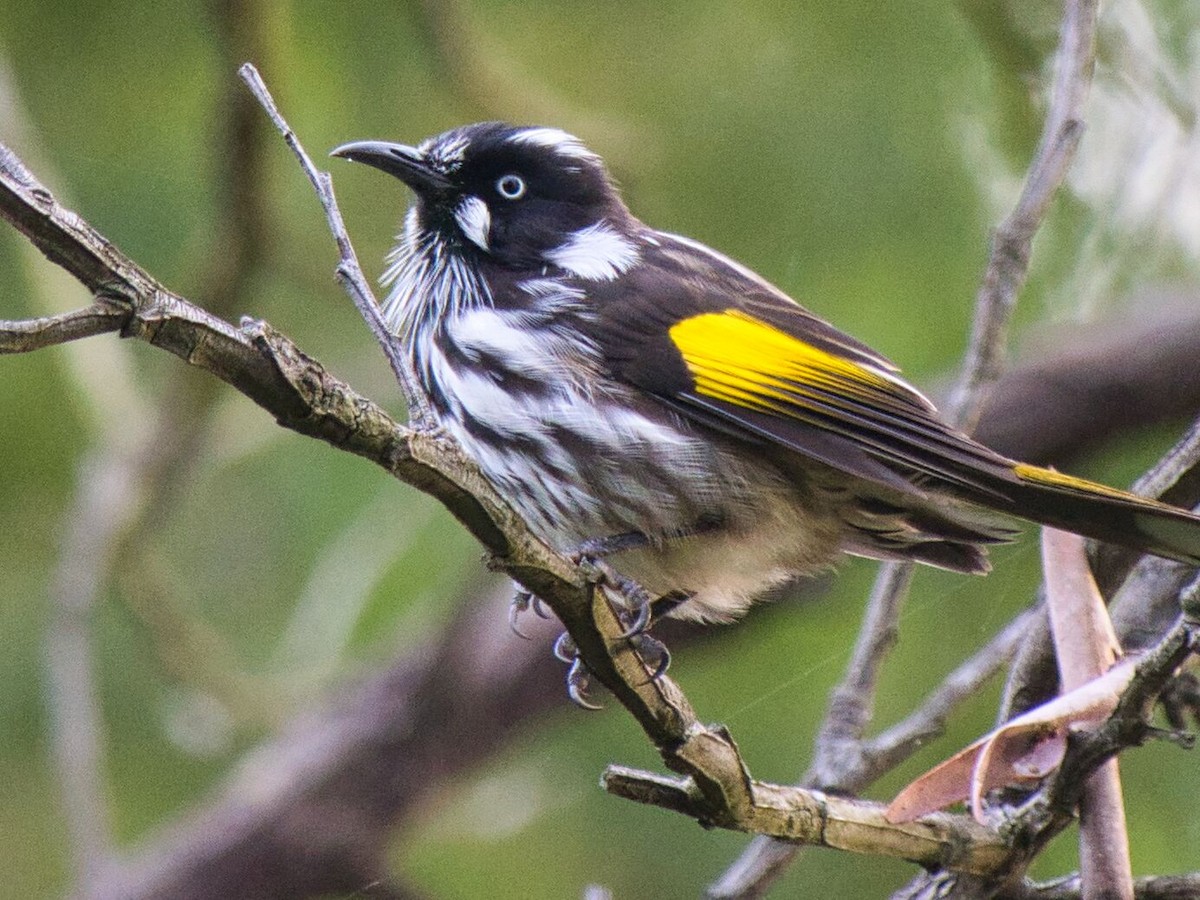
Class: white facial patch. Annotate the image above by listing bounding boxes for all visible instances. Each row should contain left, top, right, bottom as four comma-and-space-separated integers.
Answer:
454, 195, 491, 251
509, 127, 597, 162
545, 221, 641, 281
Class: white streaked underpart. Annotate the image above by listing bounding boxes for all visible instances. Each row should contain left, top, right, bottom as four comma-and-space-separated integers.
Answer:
447, 308, 591, 381
545, 221, 640, 281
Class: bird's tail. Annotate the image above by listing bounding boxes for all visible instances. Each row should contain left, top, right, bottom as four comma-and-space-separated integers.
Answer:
999, 463, 1200, 566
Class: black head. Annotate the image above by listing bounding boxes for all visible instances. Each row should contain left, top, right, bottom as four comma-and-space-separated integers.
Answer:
332, 123, 632, 271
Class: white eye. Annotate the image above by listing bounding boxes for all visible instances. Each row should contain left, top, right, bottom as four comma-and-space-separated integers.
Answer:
496, 174, 526, 200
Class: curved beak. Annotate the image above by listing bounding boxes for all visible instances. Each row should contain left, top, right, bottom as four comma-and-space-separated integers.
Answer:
330, 140, 452, 197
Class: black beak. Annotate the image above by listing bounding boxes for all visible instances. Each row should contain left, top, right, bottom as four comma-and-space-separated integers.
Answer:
330, 140, 453, 197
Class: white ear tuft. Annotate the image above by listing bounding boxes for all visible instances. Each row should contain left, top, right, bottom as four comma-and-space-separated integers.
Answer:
454, 196, 491, 251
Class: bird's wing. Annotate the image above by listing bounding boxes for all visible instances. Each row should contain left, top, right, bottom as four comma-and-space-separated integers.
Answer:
581, 231, 1200, 566
590, 232, 1018, 500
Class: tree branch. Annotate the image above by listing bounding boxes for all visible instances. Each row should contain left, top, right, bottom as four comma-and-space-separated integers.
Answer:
0, 300, 126, 351
1001, 416, 1200, 727
861, 608, 1037, 779
945, 0, 1096, 432
236, 63, 433, 429
602, 765, 1009, 874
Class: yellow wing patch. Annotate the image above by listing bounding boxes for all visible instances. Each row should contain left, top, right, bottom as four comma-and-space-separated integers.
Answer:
668, 309, 921, 416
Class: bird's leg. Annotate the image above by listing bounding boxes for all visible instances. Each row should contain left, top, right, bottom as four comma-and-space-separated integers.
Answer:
572, 516, 721, 637
574, 551, 656, 637
517, 519, 718, 708
508, 531, 658, 639
549, 597, 682, 709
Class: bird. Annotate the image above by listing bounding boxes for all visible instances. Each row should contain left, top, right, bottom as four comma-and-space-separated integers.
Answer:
332, 122, 1200, 631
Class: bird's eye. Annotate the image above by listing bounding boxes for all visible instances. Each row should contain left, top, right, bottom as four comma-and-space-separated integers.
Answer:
496, 174, 526, 200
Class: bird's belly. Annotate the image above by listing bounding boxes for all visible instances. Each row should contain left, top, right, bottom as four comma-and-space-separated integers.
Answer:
436, 377, 845, 620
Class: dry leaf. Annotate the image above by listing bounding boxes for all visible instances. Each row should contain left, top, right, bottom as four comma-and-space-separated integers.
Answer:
886, 659, 1136, 823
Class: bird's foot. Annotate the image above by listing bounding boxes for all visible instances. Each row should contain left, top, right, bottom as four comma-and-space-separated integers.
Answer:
551, 627, 673, 710
629, 632, 672, 681
553, 632, 603, 710
508, 586, 553, 639
568, 540, 652, 638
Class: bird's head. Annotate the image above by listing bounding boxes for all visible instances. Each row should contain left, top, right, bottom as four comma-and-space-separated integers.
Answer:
332, 123, 637, 277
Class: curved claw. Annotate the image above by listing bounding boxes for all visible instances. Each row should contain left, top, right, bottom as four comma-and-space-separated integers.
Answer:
566, 657, 603, 710
632, 634, 672, 681
508, 590, 533, 640
619, 593, 652, 639
553, 631, 578, 664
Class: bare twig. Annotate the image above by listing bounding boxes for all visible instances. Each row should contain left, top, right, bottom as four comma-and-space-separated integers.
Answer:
892, 601, 1199, 900
714, 1, 1099, 894
1002, 611, 1200, 884
806, 561, 914, 788
236, 63, 433, 429
945, 0, 1097, 431
0, 301, 126, 351
708, 608, 1034, 900
1002, 414, 1200, 725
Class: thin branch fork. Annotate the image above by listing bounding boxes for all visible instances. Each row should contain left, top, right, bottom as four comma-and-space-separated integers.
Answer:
235, 64, 432, 428
812, 0, 1099, 822
0, 300, 127, 351
811, 0, 1099, 790
995, 611, 1200, 886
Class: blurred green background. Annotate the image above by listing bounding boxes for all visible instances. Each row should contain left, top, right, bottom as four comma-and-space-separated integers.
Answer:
3, 1, 1199, 897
